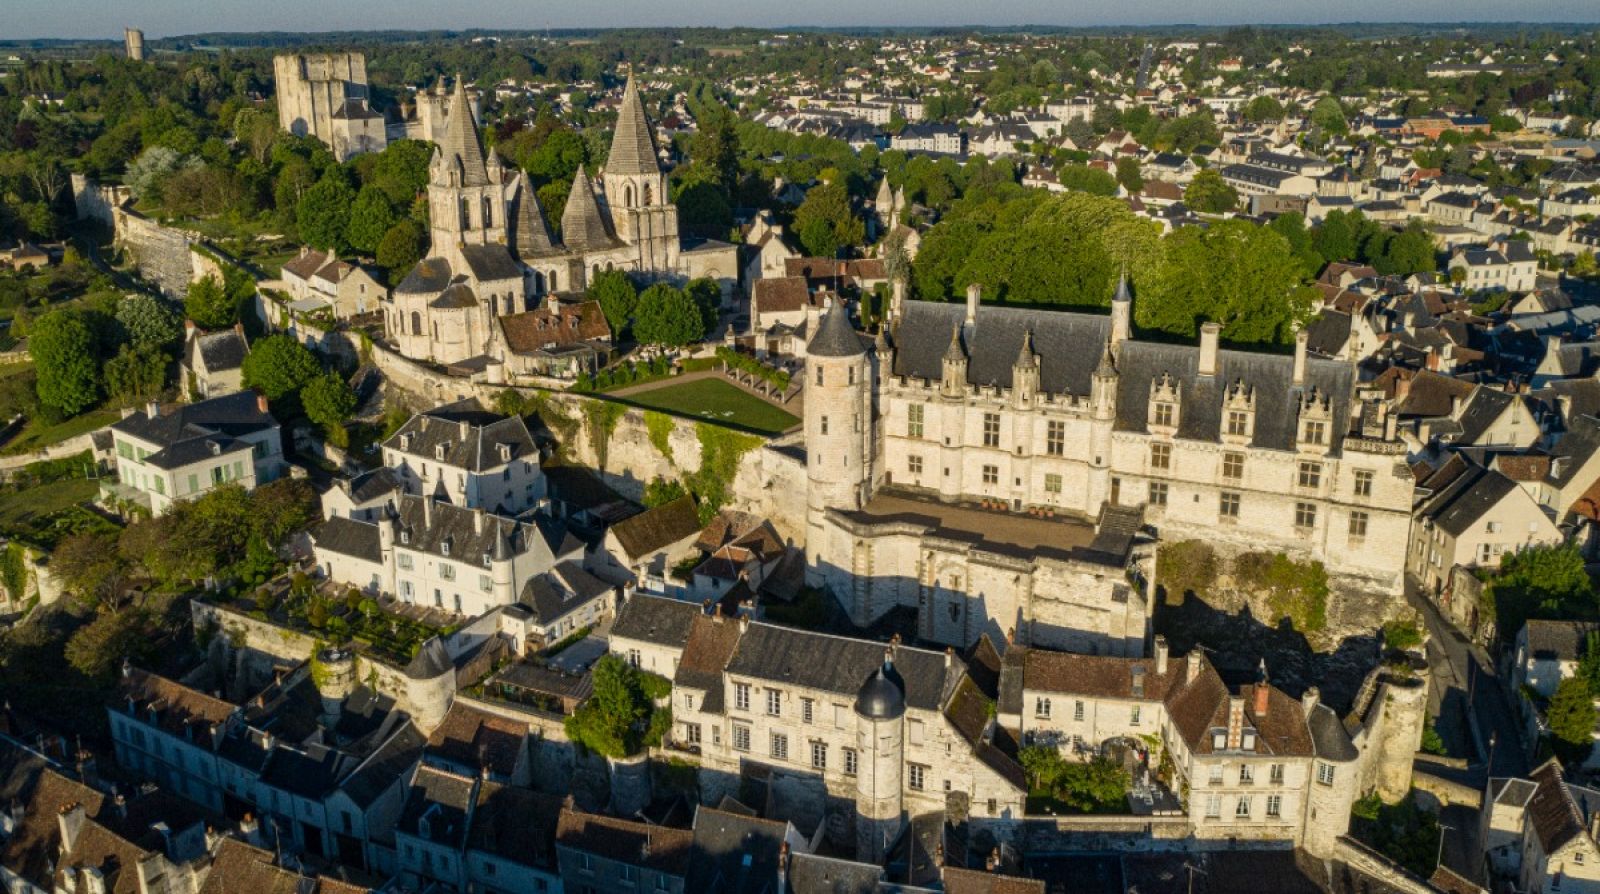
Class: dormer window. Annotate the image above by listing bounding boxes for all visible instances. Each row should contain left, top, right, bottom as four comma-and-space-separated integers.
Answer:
482, 552, 493, 568
1149, 373, 1181, 431
441, 540, 451, 558
497, 443, 512, 463
400, 433, 413, 450
435, 444, 447, 461
400, 530, 410, 545
1297, 387, 1333, 454
1223, 380, 1255, 443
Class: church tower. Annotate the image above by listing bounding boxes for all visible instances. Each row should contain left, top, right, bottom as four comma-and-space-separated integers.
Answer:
426, 76, 506, 267
600, 73, 678, 275
805, 301, 872, 586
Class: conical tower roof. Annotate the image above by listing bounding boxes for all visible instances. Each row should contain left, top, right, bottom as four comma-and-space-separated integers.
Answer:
438, 76, 490, 187
875, 176, 893, 208
510, 172, 555, 259
560, 168, 612, 252
808, 300, 865, 358
1015, 328, 1037, 368
605, 73, 662, 177
943, 324, 966, 364
1114, 268, 1133, 304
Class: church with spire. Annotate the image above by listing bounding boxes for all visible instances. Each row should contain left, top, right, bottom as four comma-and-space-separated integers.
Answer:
386, 73, 739, 375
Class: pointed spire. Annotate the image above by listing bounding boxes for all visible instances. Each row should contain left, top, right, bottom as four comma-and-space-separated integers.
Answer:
1114, 266, 1133, 304
439, 76, 489, 187
606, 72, 662, 176
807, 300, 866, 358
511, 171, 555, 259
560, 167, 611, 252
943, 323, 966, 364
1095, 339, 1117, 376
1015, 328, 1037, 368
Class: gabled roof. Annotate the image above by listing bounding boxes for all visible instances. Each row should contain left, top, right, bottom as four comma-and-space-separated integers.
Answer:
609, 496, 700, 561
384, 398, 538, 472
610, 593, 701, 649
555, 807, 693, 876
1527, 758, 1591, 855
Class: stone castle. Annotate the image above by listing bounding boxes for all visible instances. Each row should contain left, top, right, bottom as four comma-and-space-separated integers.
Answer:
272, 52, 387, 161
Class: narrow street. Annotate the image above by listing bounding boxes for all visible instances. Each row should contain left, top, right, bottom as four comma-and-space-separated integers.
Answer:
1405, 575, 1528, 783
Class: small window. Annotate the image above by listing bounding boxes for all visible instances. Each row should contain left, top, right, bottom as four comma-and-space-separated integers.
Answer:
1354, 469, 1374, 498
908, 764, 927, 790
982, 465, 999, 485
1153, 402, 1175, 428
766, 689, 781, 716
1044, 473, 1062, 494
1222, 452, 1244, 480
810, 741, 827, 770
1220, 491, 1241, 518
907, 403, 924, 438
1270, 763, 1284, 785
732, 725, 751, 752
1148, 482, 1169, 506
843, 747, 858, 776
801, 698, 814, 724
1316, 762, 1336, 785
1046, 420, 1065, 455
1035, 697, 1051, 719
1295, 502, 1317, 529
1266, 794, 1282, 817
1227, 411, 1251, 437
1235, 796, 1252, 818
1349, 511, 1369, 538
1130, 706, 1142, 726
1303, 420, 1325, 445
1297, 461, 1322, 489
1073, 700, 1084, 721
908, 455, 924, 476
1239, 765, 1254, 785
1150, 442, 1171, 471
1209, 765, 1224, 785
735, 683, 750, 712
770, 732, 788, 760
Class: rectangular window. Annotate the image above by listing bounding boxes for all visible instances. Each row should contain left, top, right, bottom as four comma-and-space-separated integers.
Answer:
843, 747, 858, 776
907, 403, 924, 438
1209, 766, 1224, 786
1130, 706, 1142, 726
1239, 765, 1254, 785
398, 554, 414, 571
801, 698, 814, 724
187, 473, 198, 494
1317, 762, 1335, 785
1297, 461, 1322, 489
1220, 491, 1241, 518
982, 413, 1000, 448
770, 732, 788, 761
685, 724, 701, 745
1267, 794, 1282, 817
1349, 511, 1369, 538
1235, 797, 1252, 818
908, 455, 923, 476
439, 563, 455, 581
1148, 482, 1168, 506
1222, 452, 1244, 480
1303, 420, 1325, 445
766, 689, 782, 716
1354, 469, 1374, 498
479, 575, 491, 592
1227, 411, 1250, 437
982, 465, 999, 485
1150, 442, 1171, 471
1074, 701, 1085, 722
1035, 697, 1051, 719
1270, 764, 1284, 785
1046, 420, 1065, 456
732, 725, 750, 752
908, 764, 927, 790
811, 741, 827, 770
735, 683, 750, 712
1044, 473, 1062, 494
820, 416, 828, 436
1295, 502, 1317, 529
1153, 402, 1175, 427
1205, 795, 1222, 818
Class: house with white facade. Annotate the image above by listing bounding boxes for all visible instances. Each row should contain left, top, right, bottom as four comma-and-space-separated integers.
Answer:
106, 391, 286, 515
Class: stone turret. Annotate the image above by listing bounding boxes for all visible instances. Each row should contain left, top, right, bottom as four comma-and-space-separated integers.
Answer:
1012, 329, 1038, 408
940, 325, 968, 399
854, 649, 905, 863
1110, 269, 1133, 352
804, 301, 871, 587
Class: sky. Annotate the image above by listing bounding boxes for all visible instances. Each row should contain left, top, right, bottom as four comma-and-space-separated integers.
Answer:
7, 0, 1599, 40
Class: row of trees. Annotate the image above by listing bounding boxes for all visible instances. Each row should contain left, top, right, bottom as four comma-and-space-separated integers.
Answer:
586, 268, 722, 348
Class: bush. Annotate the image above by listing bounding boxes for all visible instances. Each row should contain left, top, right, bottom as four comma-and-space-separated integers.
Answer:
1383, 620, 1423, 651
1236, 552, 1328, 633
1156, 540, 1217, 605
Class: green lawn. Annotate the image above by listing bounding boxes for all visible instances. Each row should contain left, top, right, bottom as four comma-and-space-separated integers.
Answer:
0, 476, 99, 531
3, 408, 119, 456
613, 378, 798, 435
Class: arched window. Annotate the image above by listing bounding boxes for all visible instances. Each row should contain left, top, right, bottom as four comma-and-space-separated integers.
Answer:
643, 183, 654, 206
458, 198, 470, 230
411, 311, 422, 335
503, 295, 514, 315
533, 271, 545, 294
482, 196, 493, 228
549, 270, 558, 291
623, 185, 634, 207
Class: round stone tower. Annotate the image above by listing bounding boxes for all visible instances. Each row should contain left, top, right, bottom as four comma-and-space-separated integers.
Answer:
854, 649, 906, 864
314, 646, 356, 728
804, 300, 871, 586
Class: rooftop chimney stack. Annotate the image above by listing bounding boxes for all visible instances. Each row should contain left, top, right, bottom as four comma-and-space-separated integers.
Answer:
1253, 682, 1270, 717
1154, 636, 1169, 675
1198, 322, 1221, 377
966, 283, 981, 326
1292, 329, 1309, 387
1301, 686, 1320, 715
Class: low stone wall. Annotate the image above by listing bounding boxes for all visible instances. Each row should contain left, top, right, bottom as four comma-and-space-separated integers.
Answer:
1332, 836, 1438, 894
977, 814, 1196, 855
0, 431, 101, 475
116, 209, 198, 299
1410, 765, 1482, 810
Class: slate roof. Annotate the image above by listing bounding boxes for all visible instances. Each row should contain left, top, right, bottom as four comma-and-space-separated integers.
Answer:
1526, 758, 1590, 855
724, 624, 962, 712
1522, 619, 1593, 662
0, 769, 105, 888
385, 399, 538, 471
1307, 703, 1358, 761
806, 301, 866, 357
458, 243, 524, 283
400, 765, 480, 849
312, 516, 381, 563
894, 301, 1110, 395
610, 593, 701, 648
674, 614, 745, 710
752, 276, 815, 315
467, 783, 563, 867
345, 466, 404, 505
111, 391, 276, 469
684, 807, 790, 894
426, 702, 526, 777
606, 74, 662, 177
1416, 462, 1521, 537
437, 80, 491, 187
609, 495, 700, 561
518, 560, 612, 625
341, 722, 426, 808
117, 667, 236, 738
785, 853, 884, 894
942, 867, 1046, 894
188, 327, 248, 373
509, 172, 558, 259
396, 257, 455, 295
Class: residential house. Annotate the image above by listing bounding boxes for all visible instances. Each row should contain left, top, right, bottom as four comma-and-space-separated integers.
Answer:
179, 322, 249, 401
282, 247, 387, 318
1409, 455, 1564, 594
106, 391, 286, 515
589, 496, 702, 592
380, 399, 545, 516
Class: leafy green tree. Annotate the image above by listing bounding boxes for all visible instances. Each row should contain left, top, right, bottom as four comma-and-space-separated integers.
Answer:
375, 219, 425, 274
1310, 97, 1348, 135
51, 530, 130, 609
1143, 220, 1316, 345
1057, 164, 1118, 197
104, 344, 169, 404
115, 294, 183, 351
124, 146, 186, 203
296, 173, 356, 251
30, 308, 101, 415
65, 607, 152, 680
588, 268, 639, 336
1378, 221, 1437, 276
563, 654, 665, 757
643, 477, 688, 508
1549, 677, 1597, 764
1313, 210, 1359, 263
685, 277, 723, 334
184, 274, 237, 329
1115, 157, 1144, 193
1485, 543, 1596, 637
689, 103, 741, 196
632, 284, 705, 347
1242, 95, 1285, 123
794, 182, 864, 257
346, 186, 398, 256
302, 372, 357, 430
367, 139, 434, 205
241, 334, 320, 402
1267, 212, 1325, 280
1184, 169, 1239, 214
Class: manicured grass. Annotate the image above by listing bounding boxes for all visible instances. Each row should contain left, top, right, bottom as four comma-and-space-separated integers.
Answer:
612, 378, 798, 436
3, 408, 120, 456
0, 476, 99, 531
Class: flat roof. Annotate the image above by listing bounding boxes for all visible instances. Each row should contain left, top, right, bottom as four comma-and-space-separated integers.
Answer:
840, 490, 1125, 565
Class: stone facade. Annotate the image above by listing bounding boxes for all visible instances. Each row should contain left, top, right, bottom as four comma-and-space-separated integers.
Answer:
273, 53, 387, 161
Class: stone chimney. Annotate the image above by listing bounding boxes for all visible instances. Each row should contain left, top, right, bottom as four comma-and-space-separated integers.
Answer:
1154, 636, 1168, 675
1185, 653, 1201, 685
965, 283, 981, 326
459, 419, 471, 440
1449, 394, 1463, 418
145, 399, 160, 419
422, 496, 433, 529
944, 646, 953, 670
1292, 329, 1308, 387
1226, 695, 1245, 749
184, 319, 196, 338
473, 507, 485, 535
1253, 682, 1270, 717
256, 393, 270, 415
1301, 686, 1320, 715
1198, 322, 1220, 377
57, 802, 87, 855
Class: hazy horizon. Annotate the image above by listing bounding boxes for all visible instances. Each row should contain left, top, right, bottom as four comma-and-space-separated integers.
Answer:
6, 0, 1599, 42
